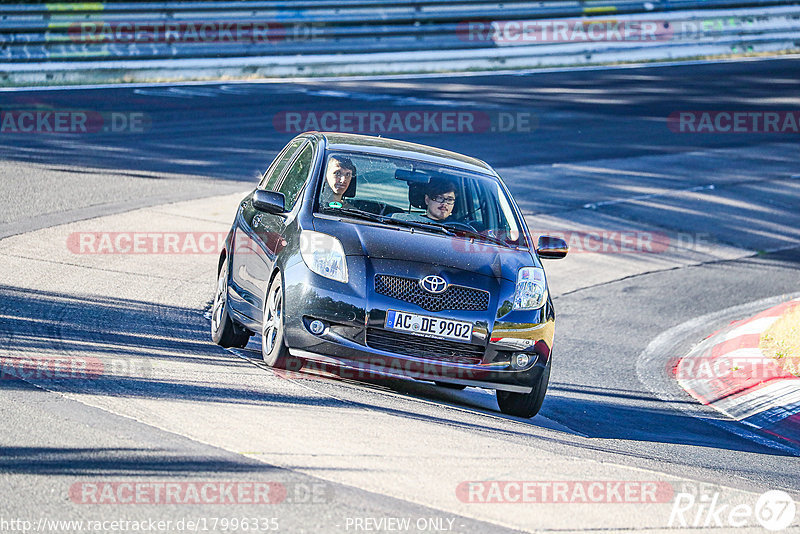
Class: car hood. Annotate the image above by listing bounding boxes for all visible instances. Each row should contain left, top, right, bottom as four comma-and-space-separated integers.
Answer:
313, 215, 536, 281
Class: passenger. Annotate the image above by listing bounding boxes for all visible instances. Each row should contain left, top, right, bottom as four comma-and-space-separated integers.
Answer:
394, 177, 457, 222
321, 155, 356, 207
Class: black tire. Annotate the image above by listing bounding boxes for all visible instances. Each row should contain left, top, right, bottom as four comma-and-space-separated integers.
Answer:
211, 260, 250, 348
261, 272, 303, 371
435, 382, 467, 390
496, 360, 550, 418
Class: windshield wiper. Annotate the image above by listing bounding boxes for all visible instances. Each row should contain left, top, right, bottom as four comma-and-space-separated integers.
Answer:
331, 207, 456, 236
389, 218, 455, 236
447, 226, 512, 248
330, 207, 389, 224
390, 219, 514, 248
327, 207, 509, 246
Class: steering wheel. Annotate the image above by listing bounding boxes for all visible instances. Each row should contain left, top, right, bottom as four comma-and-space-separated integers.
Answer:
442, 220, 476, 232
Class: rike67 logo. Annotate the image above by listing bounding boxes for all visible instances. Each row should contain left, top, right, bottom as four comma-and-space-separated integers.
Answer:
669, 486, 797, 531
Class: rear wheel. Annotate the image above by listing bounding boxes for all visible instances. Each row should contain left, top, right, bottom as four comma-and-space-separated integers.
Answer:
496, 359, 550, 418
211, 261, 250, 348
261, 272, 302, 371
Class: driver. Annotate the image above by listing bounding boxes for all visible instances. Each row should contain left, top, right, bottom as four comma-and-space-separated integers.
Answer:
394, 178, 457, 222
321, 155, 356, 207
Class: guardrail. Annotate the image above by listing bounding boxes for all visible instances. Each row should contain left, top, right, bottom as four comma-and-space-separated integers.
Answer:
0, 0, 798, 84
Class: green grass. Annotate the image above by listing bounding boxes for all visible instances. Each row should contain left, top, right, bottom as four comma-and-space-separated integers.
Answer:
760, 305, 800, 377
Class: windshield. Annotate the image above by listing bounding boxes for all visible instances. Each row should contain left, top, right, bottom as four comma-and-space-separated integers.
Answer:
315, 151, 527, 248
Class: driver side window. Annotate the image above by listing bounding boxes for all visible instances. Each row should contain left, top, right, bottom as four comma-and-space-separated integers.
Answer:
278, 143, 314, 210
259, 138, 305, 191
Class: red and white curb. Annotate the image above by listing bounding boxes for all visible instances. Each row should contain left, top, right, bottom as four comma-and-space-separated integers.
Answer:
676, 298, 800, 444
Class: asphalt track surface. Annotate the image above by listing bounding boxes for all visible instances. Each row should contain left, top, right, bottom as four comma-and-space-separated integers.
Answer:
1, 57, 800, 532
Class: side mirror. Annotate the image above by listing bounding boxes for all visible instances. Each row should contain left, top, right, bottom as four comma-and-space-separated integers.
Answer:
536, 236, 568, 259
252, 190, 286, 214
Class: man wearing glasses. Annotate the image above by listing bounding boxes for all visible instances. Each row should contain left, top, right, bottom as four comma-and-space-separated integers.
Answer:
393, 178, 458, 223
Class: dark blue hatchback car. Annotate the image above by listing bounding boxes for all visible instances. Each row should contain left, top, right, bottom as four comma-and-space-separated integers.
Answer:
211, 132, 567, 417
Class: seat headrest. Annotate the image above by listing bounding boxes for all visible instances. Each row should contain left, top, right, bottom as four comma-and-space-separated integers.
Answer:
338, 166, 356, 198
408, 182, 426, 209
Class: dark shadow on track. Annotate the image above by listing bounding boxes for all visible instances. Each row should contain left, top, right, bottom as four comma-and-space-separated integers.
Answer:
0, 286, 342, 407
2, 278, 798, 462
237, 342, 799, 457
0, 446, 284, 476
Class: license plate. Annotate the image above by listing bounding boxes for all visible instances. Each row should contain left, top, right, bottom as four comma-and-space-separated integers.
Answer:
385, 310, 472, 343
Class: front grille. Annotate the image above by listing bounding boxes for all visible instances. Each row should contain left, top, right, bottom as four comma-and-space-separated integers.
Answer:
374, 274, 489, 312
366, 328, 485, 365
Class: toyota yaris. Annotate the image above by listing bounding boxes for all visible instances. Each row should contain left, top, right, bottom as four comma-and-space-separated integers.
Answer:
211, 132, 567, 418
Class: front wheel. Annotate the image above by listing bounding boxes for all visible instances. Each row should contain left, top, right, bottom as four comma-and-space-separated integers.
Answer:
261, 272, 302, 371
211, 261, 250, 348
496, 360, 550, 418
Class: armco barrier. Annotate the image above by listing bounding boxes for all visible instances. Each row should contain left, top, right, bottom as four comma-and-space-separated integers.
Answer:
0, 0, 798, 84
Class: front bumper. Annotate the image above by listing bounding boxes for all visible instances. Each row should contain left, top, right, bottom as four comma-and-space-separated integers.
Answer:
281, 259, 555, 393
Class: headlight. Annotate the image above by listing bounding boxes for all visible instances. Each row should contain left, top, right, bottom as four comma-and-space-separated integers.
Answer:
300, 231, 348, 283
513, 267, 547, 310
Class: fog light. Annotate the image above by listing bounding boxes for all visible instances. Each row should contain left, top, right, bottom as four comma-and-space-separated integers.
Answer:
513, 352, 531, 369
309, 320, 325, 335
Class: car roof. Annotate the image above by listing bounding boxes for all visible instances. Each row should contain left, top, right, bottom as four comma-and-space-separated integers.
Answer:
316, 132, 496, 176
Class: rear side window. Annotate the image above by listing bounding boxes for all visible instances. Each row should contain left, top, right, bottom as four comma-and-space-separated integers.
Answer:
278, 144, 314, 210
259, 138, 304, 191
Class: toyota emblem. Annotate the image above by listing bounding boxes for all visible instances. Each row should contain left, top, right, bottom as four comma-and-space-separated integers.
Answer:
420, 275, 447, 294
